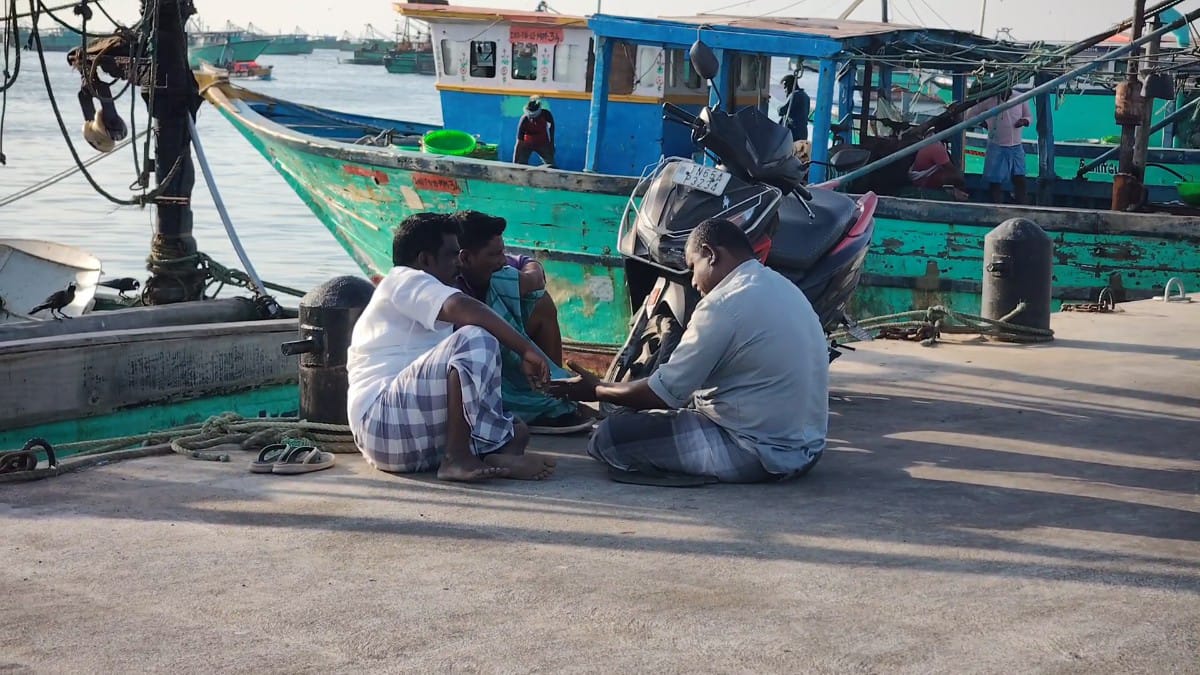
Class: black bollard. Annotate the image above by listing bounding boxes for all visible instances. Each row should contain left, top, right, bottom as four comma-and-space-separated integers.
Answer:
981, 218, 1054, 331
281, 276, 377, 425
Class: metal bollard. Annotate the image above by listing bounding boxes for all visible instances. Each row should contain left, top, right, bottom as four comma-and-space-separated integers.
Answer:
281, 276, 377, 425
981, 218, 1054, 332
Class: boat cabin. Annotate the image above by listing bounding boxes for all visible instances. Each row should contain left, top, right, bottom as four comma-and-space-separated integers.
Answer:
396, 3, 771, 175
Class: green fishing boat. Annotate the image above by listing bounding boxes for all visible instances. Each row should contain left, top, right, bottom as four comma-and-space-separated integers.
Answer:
15, 26, 78, 51
384, 51, 436, 74
244, 25, 316, 55
188, 34, 273, 69
201, 5, 1200, 354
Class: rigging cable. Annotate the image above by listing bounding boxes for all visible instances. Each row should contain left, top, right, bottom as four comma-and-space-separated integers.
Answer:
26, 0, 180, 206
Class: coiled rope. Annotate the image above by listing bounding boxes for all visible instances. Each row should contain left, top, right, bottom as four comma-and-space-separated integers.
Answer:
0, 413, 356, 483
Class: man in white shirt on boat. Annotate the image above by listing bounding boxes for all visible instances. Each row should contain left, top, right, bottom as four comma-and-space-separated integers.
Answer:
346, 212, 557, 482
548, 219, 828, 484
965, 89, 1032, 204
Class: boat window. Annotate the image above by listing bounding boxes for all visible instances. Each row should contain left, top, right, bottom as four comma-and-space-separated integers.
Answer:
554, 43, 582, 83
666, 49, 702, 90
512, 42, 539, 81
440, 39, 454, 76
735, 54, 766, 92
470, 40, 496, 78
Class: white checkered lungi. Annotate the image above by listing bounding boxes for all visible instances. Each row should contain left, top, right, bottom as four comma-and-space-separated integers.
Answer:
355, 326, 515, 473
588, 409, 773, 483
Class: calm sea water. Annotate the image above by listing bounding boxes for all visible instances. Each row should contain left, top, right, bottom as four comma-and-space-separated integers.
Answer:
1, 50, 805, 293
0, 51, 439, 292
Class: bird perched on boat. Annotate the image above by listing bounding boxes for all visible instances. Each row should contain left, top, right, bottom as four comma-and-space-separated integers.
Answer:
98, 277, 141, 298
29, 282, 77, 320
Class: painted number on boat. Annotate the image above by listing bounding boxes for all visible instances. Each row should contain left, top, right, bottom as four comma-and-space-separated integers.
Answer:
343, 164, 390, 185
509, 26, 564, 44
674, 164, 731, 196
413, 173, 462, 195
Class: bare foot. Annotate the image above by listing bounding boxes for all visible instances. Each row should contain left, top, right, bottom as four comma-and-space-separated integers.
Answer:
437, 456, 510, 482
484, 452, 557, 480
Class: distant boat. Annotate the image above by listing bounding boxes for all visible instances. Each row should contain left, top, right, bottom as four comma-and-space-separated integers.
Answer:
16, 26, 79, 52
198, 60, 273, 81
383, 17, 435, 75
339, 24, 395, 65
187, 32, 273, 69
248, 24, 315, 55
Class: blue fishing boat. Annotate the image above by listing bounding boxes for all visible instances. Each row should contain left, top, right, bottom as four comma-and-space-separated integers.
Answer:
201, 3, 1200, 354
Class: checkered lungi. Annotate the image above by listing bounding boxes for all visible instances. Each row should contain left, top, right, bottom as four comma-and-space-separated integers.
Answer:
354, 326, 515, 473
587, 409, 773, 483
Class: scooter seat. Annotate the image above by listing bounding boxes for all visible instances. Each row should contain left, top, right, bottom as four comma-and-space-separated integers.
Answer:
765, 189, 859, 274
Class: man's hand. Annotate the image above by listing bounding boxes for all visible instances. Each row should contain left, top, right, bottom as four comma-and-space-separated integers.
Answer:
1014, 119, 1031, 128
521, 348, 551, 390
545, 361, 601, 402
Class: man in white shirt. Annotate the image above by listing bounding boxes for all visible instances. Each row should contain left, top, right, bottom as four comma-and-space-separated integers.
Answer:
965, 88, 1032, 204
549, 218, 828, 484
346, 212, 556, 482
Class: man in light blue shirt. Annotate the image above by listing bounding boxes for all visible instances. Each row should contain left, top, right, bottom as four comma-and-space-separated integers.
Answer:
549, 218, 828, 483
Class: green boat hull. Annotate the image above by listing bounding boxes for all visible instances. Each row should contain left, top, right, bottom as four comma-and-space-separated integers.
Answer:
384, 52, 436, 75
261, 36, 314, 55
208, 84, 1200, 352
188, 38, 273, 69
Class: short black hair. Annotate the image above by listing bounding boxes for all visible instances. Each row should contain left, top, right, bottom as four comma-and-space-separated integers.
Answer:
450, 210, 507, 253
392, 212, 458, 266
687, 218, 755, 258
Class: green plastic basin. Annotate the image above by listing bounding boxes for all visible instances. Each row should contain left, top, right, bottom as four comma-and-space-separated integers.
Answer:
1177, 181, 1200, 206
421, 130, 478, 156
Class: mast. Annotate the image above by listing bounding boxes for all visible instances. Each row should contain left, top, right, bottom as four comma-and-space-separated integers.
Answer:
978, 0, 987, 35
143, 0, 206, 304
1112, 0, 1148, 211
881, 0, 889, 23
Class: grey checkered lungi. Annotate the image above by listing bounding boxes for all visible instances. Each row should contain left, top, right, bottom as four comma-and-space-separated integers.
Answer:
355, 326, 515, 473
587, 409, 773, 483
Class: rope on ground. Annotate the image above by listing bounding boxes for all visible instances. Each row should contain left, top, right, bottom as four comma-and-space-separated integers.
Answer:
0, 413, 356, 483
832, 303, 1054, 347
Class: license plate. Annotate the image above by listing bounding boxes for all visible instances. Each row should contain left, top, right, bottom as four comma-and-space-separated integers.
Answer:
673, 163, 731, 196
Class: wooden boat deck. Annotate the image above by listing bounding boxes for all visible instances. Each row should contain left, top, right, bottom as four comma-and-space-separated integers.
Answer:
2, 299, 1197, 672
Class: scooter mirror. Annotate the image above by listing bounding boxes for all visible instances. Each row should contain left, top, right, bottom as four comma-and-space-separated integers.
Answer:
689, 40, 719, 82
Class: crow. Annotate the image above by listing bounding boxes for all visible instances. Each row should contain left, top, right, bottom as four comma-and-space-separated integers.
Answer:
29, 282, 77, 320
98, 277, 141, 298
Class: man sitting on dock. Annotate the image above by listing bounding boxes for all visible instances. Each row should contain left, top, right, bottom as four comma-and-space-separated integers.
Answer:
452, 210, 594, 435
346, 212, 557, 482
966, 88, 1032, 204
549, 218, 828, 483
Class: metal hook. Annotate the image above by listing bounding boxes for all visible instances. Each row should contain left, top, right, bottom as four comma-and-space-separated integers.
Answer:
1160, 277, 1191, 302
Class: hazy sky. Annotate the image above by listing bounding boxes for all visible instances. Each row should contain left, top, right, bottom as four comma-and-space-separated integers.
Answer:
70, 0, 1200, 41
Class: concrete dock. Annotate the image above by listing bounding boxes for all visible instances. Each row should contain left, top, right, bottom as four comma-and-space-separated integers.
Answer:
2, 300, 1197, 673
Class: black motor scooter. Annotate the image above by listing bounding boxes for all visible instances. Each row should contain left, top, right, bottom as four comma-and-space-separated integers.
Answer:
605, 39, 877, 390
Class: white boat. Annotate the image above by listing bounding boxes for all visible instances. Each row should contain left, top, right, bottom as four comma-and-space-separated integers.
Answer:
0, 239, 101, 323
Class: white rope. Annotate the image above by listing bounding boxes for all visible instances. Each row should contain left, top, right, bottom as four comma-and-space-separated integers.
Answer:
186, 115, 269, 298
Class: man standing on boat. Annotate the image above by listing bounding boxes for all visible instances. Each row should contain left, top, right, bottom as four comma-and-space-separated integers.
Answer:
779, 75, 811, 143
548, 218, 828, 484
346, 213, 558, 482
514, 95, 555, 168
452, 210, 594, 435
966, 88, 1032, 204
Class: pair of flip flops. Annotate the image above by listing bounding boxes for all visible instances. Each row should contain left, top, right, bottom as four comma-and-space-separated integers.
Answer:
250, 444, 336, 475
